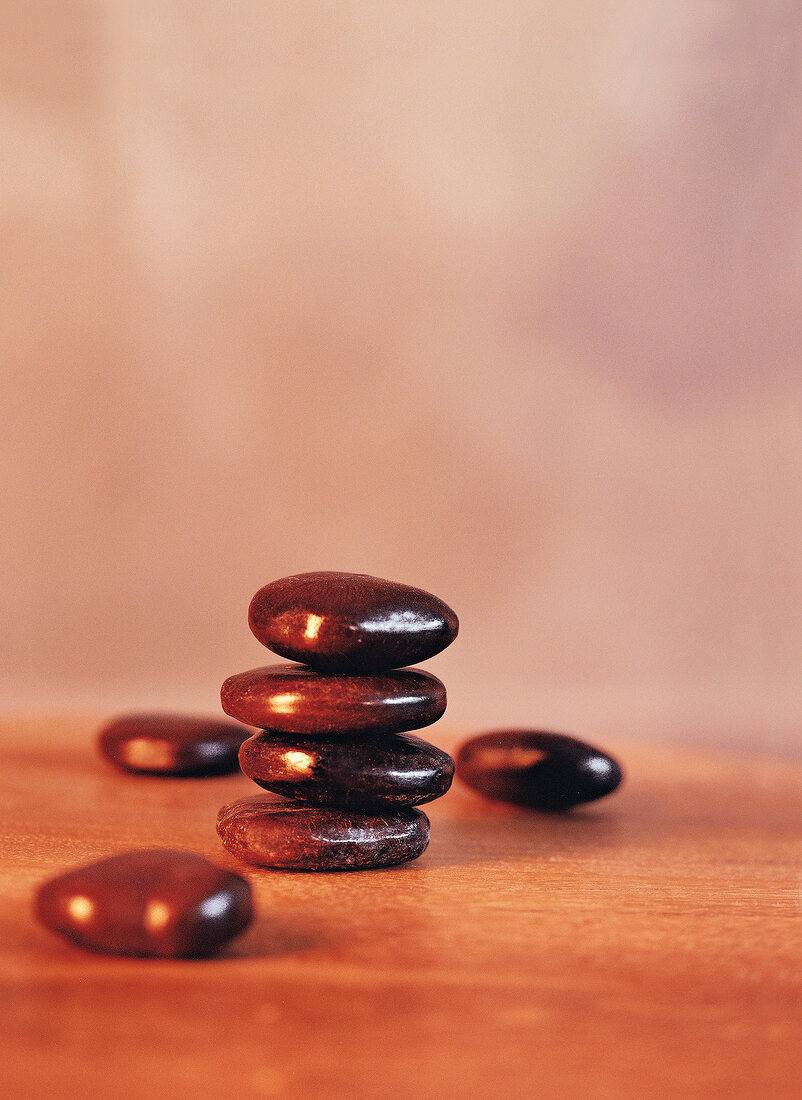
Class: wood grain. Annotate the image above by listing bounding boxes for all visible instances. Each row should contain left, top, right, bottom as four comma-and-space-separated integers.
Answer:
1, 716, 800, 1099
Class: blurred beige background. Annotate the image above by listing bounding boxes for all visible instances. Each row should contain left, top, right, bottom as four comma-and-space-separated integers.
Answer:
2, 2, 800, 749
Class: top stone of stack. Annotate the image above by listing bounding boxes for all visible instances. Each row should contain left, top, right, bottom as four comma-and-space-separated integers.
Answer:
248, 572, 459, 673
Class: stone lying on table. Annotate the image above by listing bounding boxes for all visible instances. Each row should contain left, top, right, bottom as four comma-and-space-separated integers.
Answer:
35, 850, 253, 957
239, 730, 454, 808
98, 713, 252, 776
456, 730, 623, 811
248, 571, 459, 672
217, 796, 430, 870
221, 664, 446, 735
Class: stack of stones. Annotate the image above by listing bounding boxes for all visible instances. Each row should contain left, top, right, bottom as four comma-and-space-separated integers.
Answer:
217, 572, 459, 871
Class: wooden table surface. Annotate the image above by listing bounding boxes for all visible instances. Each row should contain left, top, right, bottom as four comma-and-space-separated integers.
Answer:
1, 716, 800, 1099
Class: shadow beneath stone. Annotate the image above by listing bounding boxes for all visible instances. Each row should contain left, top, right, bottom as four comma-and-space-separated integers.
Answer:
422, 794, 624, 869
425, 759, 802, 869
222, 915, 321, 960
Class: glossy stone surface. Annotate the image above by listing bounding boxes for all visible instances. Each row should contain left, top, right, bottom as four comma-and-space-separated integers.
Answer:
456, 730, 623, 811
221, 665, 446, 735
239, 731, 454, 808
34, 850, 253, 957
217, 797, 430, 870
98, 714, 252, 776
248, 571, 459, 672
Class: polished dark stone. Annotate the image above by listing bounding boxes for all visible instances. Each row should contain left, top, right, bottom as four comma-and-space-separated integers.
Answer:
239, 731, 454, 808
217, 797, 430, 870
98, 714, 252, 776
248, 571, 459, 672
456, 730, 623, 811
221, 664, 446, 735
34, 850, 253, 957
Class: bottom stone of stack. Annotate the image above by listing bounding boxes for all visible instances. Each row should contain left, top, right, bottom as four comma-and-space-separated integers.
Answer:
217, 796, 430, 871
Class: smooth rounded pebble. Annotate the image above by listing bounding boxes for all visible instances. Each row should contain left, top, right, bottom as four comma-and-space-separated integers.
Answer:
221, 665, 446, 735
98, 713, 252, 776
456, 730, 623, 811
248, 571, 459, 672
239, 731, 454, 808
217, 797, 430, 870
34, 850, 253, 957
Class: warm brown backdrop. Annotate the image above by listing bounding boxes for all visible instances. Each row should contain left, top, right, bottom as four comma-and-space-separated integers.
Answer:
2, 2, 801, 749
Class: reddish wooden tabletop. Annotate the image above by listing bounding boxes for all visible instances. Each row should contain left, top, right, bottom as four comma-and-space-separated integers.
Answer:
1, 716, 800, 1099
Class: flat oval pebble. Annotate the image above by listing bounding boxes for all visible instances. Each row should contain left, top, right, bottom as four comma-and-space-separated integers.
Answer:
456, 730, 623, 811
217, 796, 430, 870
248, 572, 459, 672
34, 850, 253, 957
239, 731, 454, 808
221, 665, 446, 735
98, 714, 252, 776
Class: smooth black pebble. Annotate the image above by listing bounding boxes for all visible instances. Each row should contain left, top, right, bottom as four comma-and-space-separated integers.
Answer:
239, 730, 454, 808
34, 849, 253, 957
221, 664, 446, 735
456, 730, 623, 811
98, 713, 251, 776
248, 571, 459, 672
217, 796, 430, 870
